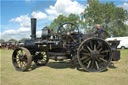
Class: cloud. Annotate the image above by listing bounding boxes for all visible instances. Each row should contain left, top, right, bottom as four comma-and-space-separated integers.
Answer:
118, 2, 128, 11
36, 31, 42, 37
1, 15, 31, 41
31, 0, 85, 21
31, 11, 47, 20
1, 27, 31, 41
10, 15, 30, 27
46, 0, 85, 19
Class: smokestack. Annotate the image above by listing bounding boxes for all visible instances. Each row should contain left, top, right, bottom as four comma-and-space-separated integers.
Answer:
31, 18, 36, 40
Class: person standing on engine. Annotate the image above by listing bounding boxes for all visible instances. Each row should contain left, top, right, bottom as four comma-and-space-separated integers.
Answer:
95, 24, 109, 38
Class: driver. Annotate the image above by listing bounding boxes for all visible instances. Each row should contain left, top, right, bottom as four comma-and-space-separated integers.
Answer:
95, 24, 109, 38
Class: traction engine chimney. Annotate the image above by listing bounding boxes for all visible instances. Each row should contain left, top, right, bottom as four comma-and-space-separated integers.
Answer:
31, 18, 36, 40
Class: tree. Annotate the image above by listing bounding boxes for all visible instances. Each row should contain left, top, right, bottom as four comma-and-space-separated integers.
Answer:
49, 14, 80, 31
81, 0, 128, 36
8, 39, 17, 42
19, 38, 29, 43
0, 39, 5, 43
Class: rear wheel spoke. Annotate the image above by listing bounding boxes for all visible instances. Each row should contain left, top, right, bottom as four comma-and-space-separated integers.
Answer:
87, 46, 92, 52
100, 50, 110, 53
87, 61, 91, 68
80, 53, 90, 56
90, 40, 93, 50
83, 57, 91, 63
99, 58, 107, 62
94, 44, 97, 50
80, 56, 88, 61
80, 46, 89, 52
97, 41, 102, 49
95, 61, 100, 70
98, 48, 102, 52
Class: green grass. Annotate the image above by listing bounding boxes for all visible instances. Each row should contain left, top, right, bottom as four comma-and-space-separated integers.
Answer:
0, 49, 128, 85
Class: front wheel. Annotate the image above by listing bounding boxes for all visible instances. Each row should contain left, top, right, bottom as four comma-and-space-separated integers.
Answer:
77, 38, 112, 72
12, 47, 32, 71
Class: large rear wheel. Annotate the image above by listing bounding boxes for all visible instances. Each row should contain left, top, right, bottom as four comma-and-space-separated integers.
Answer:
77, 38, 112, 72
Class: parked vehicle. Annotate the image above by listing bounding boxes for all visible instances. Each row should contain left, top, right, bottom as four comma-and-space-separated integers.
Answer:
106, 37, 128, 49
117, 39, 128, 49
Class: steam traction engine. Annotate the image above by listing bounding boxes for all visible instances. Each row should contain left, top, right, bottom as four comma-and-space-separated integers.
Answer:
12, 18, 120, 72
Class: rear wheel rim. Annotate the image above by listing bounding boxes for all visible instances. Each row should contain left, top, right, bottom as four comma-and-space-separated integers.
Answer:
77, 38, 112, 72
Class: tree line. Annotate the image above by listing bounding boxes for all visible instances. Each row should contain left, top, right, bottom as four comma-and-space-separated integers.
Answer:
0, 38, 29, 43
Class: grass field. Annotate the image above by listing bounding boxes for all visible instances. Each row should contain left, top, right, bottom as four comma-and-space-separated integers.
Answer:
0, 49, 128, 85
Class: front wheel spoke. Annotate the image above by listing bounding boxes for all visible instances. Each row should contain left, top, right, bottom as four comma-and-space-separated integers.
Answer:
87, 60, 91, 68
17, 52, 21, 57
95, 61, 100, 70
18, 61, 21, 67
99, 58, 107, 62
43, 59, 46, 61
21, 62, 25, 69
21, 50, 24, 56
22, 61, 27, 65
20, 62, 23, 67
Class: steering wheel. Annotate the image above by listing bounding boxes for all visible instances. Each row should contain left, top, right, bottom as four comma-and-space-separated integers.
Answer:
57, 22, 80, 43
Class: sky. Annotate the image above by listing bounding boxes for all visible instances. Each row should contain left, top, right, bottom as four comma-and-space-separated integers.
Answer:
0, 0, 128, 41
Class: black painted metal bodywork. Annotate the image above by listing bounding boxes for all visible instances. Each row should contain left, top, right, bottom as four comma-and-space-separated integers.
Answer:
12, 18, 120, 72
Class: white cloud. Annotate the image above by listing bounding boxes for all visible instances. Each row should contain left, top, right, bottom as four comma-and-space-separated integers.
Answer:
36, 31, 42, 37
118, 3, 128, 11
31, 0, 85, 21
31, 11, 47, 20
1, 27, 31, 41
46, 0, 85, 19
1, 15, 31, 41
10, 15, 30, 27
